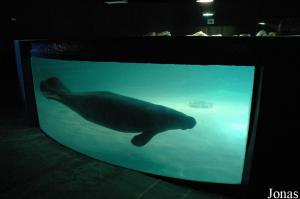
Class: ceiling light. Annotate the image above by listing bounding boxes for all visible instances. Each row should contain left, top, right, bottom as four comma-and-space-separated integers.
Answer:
258, 22, 266, 25
197, 0, 214, 3
104, 0, 128, 5
203, 12, 214, 17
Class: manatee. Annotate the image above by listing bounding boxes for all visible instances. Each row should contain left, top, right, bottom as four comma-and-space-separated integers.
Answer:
40, 77, 196, 146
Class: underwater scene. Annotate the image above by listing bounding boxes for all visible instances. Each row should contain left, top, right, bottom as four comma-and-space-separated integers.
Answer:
31, 57, 255, 184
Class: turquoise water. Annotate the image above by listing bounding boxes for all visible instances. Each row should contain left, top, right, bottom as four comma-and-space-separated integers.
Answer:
31, 57, 255, 184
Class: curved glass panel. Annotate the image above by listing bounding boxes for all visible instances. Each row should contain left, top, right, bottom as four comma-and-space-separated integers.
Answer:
31, 57, 255, 184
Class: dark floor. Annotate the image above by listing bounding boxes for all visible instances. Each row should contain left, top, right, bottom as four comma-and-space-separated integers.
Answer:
0, 115, 237, 199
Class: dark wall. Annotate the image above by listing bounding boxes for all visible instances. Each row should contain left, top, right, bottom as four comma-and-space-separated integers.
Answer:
0, 41, 23, 116
249, 39, 300, 197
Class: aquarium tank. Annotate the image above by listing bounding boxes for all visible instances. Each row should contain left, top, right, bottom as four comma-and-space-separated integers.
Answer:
30, 58, 254, 185
15, 39, 262, 189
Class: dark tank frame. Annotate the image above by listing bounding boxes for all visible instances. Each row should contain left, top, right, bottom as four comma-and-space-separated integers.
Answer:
15, 38, 264, 198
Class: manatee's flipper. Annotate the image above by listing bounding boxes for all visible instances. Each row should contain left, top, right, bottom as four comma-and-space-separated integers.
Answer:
131, 132, 157, 147
40, 77, 71, 100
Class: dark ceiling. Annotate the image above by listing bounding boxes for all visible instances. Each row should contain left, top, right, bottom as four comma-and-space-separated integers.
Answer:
6, 0, 300, 37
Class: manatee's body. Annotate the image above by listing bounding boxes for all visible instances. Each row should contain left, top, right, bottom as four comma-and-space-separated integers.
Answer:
40, 77, 196, 146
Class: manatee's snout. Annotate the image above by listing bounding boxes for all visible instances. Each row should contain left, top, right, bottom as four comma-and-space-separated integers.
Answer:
181, 116, 196, 130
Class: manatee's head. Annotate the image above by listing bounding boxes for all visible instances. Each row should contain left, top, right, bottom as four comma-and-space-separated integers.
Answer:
164, 113, 196, 131
179, 115, 197, 130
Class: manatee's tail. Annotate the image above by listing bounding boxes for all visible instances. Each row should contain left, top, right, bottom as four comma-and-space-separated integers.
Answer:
40, 77, 71, 100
